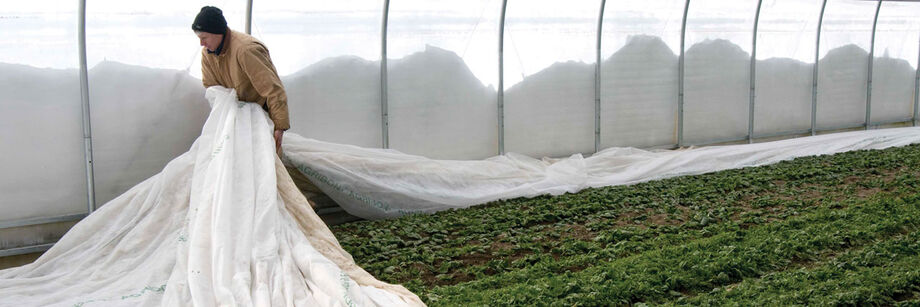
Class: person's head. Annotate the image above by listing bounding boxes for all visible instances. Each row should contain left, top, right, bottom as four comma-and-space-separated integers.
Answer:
192, 6, 227, 52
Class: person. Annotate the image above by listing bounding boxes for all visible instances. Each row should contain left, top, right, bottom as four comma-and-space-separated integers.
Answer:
193, 6, 288, 153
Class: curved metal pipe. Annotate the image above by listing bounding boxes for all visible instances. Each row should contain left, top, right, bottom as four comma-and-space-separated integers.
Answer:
381, 0, 390, 148
749, 0, 763, 143
498, 0, 508, 155
866, 0, 882, 129
678, 0, 690, 147
78, 0, 96, 213
595, 0, 606, 153
245, 0, 253, 34
812, 0, 828, 135
915, 29, 920, 127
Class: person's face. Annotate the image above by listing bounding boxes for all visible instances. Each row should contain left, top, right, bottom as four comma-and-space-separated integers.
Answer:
195, 31, 223, 52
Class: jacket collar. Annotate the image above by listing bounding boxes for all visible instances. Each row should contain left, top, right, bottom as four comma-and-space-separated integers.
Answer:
207, 29, 232, 57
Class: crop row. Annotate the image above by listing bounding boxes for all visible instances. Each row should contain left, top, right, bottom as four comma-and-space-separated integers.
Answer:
429, 190, 920, 305
331, 143, 920, 305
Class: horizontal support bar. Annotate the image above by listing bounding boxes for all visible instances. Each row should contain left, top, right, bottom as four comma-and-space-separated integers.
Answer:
752, 129, 813, 141
0, 243, 54, 258
643, 143, 680, 151
815, 123, 872, 133
868, 118, 914, 128
0, 213, 86, 230
590, 143, 679, 157
684, 135, 751, 147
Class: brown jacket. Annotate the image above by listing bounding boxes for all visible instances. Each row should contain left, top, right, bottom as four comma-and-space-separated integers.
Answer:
202, 29, 290, 130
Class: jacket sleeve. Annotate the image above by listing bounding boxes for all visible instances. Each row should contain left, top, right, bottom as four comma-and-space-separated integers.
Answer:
201, 49, 219, 88
239, 44, 290, 130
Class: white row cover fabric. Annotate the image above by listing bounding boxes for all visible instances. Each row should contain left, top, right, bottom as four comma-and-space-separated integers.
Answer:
283, 127, 920, 220
0, 87, 423, 307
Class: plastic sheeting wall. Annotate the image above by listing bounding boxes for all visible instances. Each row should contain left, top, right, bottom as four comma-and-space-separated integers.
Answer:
503, 0, 597, 158
870, 1, 920, 125
0, 3, 86, 222
753, 0, 822, 137
816, 0, 875, 130
600, 0, 683, 149
2, 0, 920, 223
253, 0, 383, 149
387, 0, 501, 159
683, 0, 759, 145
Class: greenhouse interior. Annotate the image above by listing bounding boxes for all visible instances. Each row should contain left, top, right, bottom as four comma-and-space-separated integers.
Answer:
2, 0, 920, 305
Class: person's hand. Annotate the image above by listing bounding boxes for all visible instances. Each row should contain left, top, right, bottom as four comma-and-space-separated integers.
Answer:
274, 129, 284, 155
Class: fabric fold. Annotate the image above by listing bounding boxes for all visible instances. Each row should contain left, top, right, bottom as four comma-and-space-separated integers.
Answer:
0, 86, 423, 307
282, 127, 920, 220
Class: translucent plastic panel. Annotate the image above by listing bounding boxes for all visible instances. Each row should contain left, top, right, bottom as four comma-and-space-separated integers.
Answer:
387, 0, 501, 159
600, 0, 684, 149
753, 0, 823, 136
254, 1, 383, 149
86, 1, 243, 204
504, 0, 598, 158
816, 0, 876, 130
0, 3, 78, 69
869, 1, 920, 125
0, 2, 86, 221
683, 0, 759, 145
87, 0, 245, 70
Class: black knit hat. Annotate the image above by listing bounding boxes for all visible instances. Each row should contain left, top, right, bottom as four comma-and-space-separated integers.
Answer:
192, 6, 227, 34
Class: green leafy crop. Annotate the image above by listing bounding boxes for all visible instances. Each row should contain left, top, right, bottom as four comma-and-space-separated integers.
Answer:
332, 143, 920, 306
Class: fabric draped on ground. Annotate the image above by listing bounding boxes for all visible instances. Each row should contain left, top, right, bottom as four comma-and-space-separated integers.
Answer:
282, 126, 920, 220
0, 87, 423, 307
